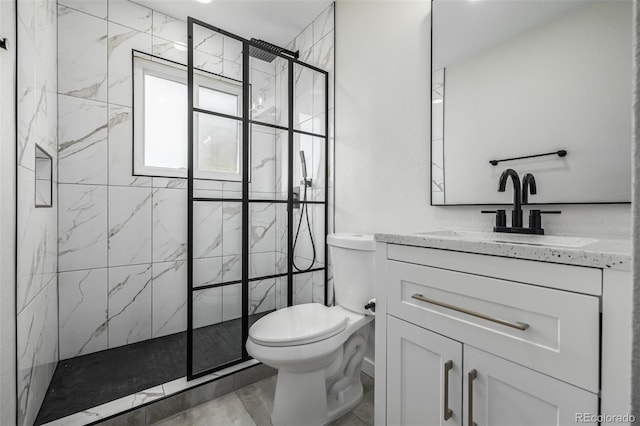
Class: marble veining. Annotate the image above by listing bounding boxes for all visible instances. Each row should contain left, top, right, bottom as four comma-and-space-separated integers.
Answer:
58, 269, 108, 359
108, 0, 152, 33
17, 278, 58, 426
250, 203, 276, 253
17, 1, 59, 424
152, 188, 187, 263
250, 279, 276, 315
152, 260, 187, 338
57, 95, 108, 185
108, 264, 153, 347
375, 232, 632, 271
109, 186, 153, 266
194, 200, 223, 258
58, 5, 108, 101
108, 22, 152, 107
108, 105, 151, 187
59, 184, 108, 271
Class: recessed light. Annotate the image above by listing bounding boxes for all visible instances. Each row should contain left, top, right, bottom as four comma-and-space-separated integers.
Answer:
432, 99, 443, 104
196, 0, 213, 3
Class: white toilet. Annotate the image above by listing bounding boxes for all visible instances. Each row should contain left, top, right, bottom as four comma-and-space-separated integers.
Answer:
246, 233, 376, 426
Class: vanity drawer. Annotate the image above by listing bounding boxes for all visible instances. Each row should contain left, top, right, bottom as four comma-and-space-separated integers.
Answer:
387, 244, 602, 296
386, 260, 600, 393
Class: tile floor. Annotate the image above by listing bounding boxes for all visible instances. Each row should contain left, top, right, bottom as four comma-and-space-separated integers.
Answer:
152, 373, 374, 426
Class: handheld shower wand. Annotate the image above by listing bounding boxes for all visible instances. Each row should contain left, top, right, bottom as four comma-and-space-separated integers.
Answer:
299, 151, 308, 179
292, 150, 317, 272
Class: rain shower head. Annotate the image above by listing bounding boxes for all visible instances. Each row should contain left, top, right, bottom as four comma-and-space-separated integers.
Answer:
249, 38, 300, 63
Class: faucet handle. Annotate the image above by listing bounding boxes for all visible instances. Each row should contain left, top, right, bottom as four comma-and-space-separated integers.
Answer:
529, 210, 561, 233
481, 210, 507, 228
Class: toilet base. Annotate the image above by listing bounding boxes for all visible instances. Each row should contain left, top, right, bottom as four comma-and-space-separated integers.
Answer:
269, 330, 368, 426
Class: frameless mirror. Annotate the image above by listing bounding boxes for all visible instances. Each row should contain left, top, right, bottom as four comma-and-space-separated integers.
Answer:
431, 0, 632, 205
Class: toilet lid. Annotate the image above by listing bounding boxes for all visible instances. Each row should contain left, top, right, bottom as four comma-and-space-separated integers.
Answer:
249, 303, 348, 347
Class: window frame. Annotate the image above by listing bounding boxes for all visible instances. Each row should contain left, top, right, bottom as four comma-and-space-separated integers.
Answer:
132, 55, 244, 181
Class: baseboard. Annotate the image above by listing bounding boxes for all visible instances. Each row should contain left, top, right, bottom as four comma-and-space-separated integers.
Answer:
361, 356, 375, 378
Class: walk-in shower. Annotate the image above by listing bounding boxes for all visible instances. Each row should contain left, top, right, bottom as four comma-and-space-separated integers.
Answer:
185, 17, 329, 380
31, 7, 332, 423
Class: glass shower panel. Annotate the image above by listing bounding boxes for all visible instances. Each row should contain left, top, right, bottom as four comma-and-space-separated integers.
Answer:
193, 112, 243, 181
193, 201, 223, 288
192, 25, 224, 74
220, 202, 243, 282
293, 270, 325, 305
248, 201, 278, 279
249, 123, 287, 200
275, 203, 288, 275
249, 46, 287, 127
191, 284, 243, 375
294, 133, 326, 202
247, 278, 277, 320
192, 26, 243, 116
192, 25, 244, 82
274, 56, 290, 128
292, 203, 325, 272
293, 64, 326, 136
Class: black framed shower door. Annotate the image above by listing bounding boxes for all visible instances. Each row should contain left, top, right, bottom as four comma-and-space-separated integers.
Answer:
186, 17, 329, 380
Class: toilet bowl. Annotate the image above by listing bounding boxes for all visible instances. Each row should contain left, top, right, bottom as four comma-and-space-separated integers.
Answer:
245, 233, 376, 426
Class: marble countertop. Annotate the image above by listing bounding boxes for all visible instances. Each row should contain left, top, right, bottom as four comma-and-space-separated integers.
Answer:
375, 231, 632, 271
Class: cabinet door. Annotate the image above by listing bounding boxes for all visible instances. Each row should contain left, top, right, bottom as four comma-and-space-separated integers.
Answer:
387, 316, 463, 426
464, 346, 598, 426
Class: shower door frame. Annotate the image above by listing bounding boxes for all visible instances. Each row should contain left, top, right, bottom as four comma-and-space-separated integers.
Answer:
186, 17, 329, 380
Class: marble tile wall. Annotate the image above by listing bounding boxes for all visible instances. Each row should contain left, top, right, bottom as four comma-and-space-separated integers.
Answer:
16, 0, 59, 425
279, 4, 335, 306
56, 0, 335, 361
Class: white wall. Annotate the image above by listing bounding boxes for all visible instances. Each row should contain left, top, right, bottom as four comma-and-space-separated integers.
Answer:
0, 0, 17, 424
334, 0, 630, 239
16, 0, 59, 424
443, 1, 632, 204
631, 0, 640, 416
335, 0, 633, 372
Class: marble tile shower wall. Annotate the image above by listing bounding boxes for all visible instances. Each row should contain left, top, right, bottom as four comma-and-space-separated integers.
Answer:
56, 0, 335, 360
16, 0, 59, 425
284, 4, 335, 306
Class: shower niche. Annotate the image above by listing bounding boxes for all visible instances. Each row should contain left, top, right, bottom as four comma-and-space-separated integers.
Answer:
186, 20, 329, 379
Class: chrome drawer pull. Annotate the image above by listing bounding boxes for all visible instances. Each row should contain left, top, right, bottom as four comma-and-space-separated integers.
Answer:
444, 360, 453, 421
411, 293, 530, 331
468, 369, 477, 426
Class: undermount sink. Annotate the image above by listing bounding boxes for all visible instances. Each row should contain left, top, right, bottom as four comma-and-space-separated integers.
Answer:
415, 230, 598, 248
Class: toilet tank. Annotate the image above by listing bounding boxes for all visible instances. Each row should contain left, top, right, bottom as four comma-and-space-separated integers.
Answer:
327, 233, 376, 314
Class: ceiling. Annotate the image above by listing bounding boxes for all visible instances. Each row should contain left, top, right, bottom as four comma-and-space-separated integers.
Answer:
135, 0, 332, 47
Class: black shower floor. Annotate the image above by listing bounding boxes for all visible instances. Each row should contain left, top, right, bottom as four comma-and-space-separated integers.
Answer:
35, 313, 270, 425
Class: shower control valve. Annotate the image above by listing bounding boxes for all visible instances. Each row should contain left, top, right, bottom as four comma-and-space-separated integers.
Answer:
300, 177, 313, 188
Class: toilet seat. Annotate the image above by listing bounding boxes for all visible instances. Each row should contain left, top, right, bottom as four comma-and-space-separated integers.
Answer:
249, 303, 348, 347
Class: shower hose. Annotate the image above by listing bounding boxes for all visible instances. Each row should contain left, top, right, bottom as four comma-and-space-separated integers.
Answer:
292, 181, 317, 272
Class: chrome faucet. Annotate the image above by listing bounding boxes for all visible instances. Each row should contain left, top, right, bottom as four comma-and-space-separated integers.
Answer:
498, 168, 522, 227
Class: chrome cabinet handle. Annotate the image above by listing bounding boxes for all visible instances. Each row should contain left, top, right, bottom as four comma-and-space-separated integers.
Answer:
444, 360, 453, 421
468, 369, 477, 426
411, 294, 529, 331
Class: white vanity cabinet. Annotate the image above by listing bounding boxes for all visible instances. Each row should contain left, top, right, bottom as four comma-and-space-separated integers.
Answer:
375, 241, 633, 426
387, 316, 597, 426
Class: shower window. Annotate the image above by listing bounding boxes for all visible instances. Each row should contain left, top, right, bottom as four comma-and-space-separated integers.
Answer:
133, 56, 243, 181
